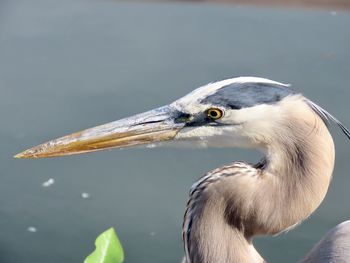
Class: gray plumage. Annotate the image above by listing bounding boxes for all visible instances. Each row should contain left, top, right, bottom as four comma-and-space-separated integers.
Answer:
200, 82, 297, 109
302, 220, 350, 263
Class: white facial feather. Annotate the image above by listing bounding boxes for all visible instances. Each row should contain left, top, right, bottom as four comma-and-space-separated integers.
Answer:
169, 77, 299, 150
173, 96, 301, 150
174, 125, 253, 148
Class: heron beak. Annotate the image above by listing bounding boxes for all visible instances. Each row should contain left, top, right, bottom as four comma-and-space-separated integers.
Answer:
14, 106, 185, 158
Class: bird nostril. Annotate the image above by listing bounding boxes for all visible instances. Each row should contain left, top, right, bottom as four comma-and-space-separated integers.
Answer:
175, 112, 192, 123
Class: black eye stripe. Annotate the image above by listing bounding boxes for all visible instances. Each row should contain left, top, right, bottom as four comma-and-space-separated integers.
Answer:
200, 82, 297, 109
228, 104, 241, 110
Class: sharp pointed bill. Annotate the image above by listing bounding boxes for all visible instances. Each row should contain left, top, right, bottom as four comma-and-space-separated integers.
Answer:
15, 106, 185, 158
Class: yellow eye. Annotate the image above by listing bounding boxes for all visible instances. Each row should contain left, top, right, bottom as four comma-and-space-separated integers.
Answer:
207, 108, 223, 120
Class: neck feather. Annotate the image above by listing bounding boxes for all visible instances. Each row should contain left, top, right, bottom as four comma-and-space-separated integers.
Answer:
258, 100, 335, 233
183, 165, 266, 263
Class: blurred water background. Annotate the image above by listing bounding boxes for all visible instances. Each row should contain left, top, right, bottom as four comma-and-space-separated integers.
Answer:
0, 0, 350, 262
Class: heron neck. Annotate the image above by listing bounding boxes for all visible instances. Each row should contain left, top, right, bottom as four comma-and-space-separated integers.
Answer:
260, 110, 335, 233
183, 188, 265, 263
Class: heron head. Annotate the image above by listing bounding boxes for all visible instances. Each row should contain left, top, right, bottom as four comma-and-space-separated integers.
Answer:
169, 77, 299, 150
15, 77, 347, 158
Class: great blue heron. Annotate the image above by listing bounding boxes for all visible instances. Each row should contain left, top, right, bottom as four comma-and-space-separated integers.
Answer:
16, 77, 350, 262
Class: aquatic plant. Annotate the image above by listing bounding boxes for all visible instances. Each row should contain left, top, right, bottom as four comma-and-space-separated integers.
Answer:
84, 228, 124, 263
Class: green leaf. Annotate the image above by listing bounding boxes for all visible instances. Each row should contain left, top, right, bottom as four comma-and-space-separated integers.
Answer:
84, 228, 124, 263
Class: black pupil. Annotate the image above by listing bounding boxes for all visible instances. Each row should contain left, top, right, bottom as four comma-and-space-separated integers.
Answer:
210, 110, 218, 118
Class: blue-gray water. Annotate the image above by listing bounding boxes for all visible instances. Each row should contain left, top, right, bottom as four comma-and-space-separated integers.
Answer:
1, 0, 350, 262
